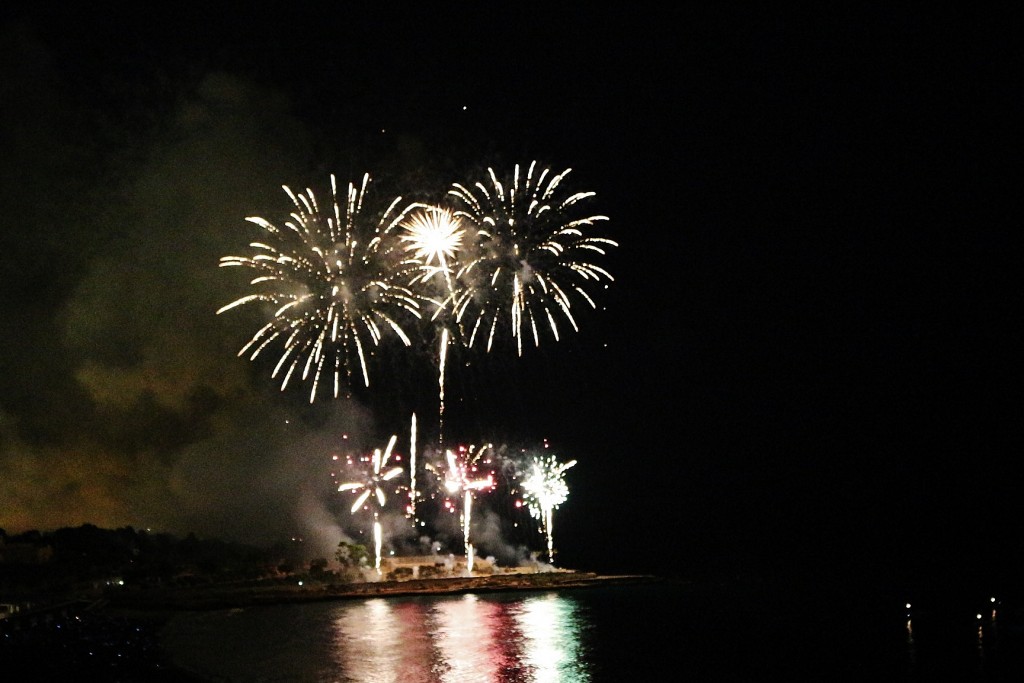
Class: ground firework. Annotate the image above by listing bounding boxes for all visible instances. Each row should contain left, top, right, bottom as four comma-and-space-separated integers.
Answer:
520, 453, 576, 564
445, 161, 617, 356
336, 435, 405, 575
217, 174, 421, 401
427, 444, 495, 573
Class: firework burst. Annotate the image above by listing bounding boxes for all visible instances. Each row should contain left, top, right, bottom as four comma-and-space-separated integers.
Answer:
336, 435, 405, 575
217, 174, 422, 402
520, 454, 576, 564
400, 204, 465, 294
444, 161, 617, 356
398, 204, 467, 446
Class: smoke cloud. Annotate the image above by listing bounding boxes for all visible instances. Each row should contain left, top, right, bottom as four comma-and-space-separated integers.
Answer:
0, 27, 384, 554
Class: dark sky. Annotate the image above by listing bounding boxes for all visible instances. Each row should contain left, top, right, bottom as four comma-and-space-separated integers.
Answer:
1, 4, 1019, 586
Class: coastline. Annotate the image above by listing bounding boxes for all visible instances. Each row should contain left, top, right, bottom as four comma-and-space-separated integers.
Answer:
104, 570, 663, 613
2, 570, 661, 680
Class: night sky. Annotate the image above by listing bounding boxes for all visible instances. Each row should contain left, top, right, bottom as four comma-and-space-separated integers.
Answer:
1, 4, 1019, 588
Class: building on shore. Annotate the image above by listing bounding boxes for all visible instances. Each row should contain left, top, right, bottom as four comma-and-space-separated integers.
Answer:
379, 554, 496, 580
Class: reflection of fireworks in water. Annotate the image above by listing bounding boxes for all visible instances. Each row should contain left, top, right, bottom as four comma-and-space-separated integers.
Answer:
521, 454, 576, 564
433, 595, 508, 681
333, 599, 434, 680
330, 593, 588, 681
217, 174, 421, 402
446, 161, 617, 356
336, 435, 404, 575
428, 444, 495, 573
515, 593, 589, 678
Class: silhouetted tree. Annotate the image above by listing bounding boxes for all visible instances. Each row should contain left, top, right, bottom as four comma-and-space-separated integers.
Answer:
334, 542, 369, 582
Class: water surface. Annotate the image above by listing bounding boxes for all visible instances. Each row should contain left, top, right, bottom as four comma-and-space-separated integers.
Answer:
159, 579, 1023, 681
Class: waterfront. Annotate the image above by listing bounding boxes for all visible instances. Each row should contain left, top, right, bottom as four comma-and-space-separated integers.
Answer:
2, 574, 1022, 680
154, 577, 1023, 681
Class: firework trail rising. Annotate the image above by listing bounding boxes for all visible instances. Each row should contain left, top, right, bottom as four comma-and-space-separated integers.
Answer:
217, 174, 422, 402
445, 161, 618, 356
336, 435, 404, 575
408, 413, 419, 527
399, 205, 467, 446
521, 454, 576, 564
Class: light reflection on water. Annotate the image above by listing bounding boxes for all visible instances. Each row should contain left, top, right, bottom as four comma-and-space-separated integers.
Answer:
517, 594, 588, 681
333, 598, 434, 681
158, 580, 1022, 679
162, 591, 591, 682
431, 595, 510, 680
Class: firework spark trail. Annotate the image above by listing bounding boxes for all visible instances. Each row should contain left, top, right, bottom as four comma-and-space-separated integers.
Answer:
408, 413, 418, 527
399, 205, 467, 447
521, 454, 576, 564
428, 444, 495, 573
337, 435, 404, 575
217, 174, 422, 402
445, 161, 617, 356
437, 328, 448, 445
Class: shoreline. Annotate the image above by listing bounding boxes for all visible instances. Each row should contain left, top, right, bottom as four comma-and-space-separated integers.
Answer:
103, 570, 663, 613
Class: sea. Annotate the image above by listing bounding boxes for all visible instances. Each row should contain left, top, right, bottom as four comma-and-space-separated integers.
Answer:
156, 576, 1023, 682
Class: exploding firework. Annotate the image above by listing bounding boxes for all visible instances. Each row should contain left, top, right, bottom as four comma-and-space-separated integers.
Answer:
520, 454, 576, 564
217, 174, 422, 402
336, 435, 405, 575
399, 204, 467, 446
427, 444, 496, 573
217, 164, 606, 572
400, 204, 465, 294
444, 161, 617, 356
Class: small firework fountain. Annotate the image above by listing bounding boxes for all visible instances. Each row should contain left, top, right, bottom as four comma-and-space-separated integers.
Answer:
432, 444, 496, 573
336, 435, 404, 576
521, 454, 576, 564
